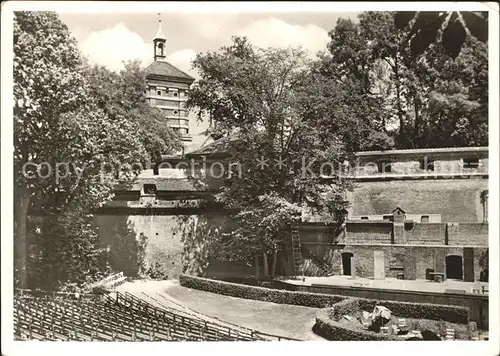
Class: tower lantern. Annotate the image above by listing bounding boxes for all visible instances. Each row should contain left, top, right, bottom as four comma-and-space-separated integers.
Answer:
153, 16, 167, 61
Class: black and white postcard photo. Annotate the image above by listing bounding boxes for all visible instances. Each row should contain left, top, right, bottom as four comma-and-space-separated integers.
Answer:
1, 2, 499, 356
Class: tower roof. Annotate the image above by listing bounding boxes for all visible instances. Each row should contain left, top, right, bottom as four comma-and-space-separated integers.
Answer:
154, 19, 166, 41
144, 60, 195, 82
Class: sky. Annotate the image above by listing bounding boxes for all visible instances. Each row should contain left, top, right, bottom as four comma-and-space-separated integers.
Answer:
56, 11, 358, 136
58, 12, 359, 76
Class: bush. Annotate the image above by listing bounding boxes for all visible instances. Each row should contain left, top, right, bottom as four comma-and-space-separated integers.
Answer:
314, 308, 395, 341
314, 297, 469, 341
327, 298, 361, 321
179, 274, 346, 308
356, 298, 469, 324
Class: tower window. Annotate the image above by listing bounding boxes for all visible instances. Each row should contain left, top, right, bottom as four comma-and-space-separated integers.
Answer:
463, 158, 479, 169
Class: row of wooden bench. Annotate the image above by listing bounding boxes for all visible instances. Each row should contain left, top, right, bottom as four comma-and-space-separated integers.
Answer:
14, 291, 298, 342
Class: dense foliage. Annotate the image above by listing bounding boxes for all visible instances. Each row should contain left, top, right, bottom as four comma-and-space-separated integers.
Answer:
321, 11, 488, 149
187, 37, 353, 276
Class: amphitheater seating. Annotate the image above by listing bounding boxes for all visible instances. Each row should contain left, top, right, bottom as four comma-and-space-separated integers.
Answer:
14, 290, 297, 341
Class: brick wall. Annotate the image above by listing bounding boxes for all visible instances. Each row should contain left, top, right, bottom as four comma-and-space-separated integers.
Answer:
404, 223, 447, 245
345, 222, 392, 244
447, 223, 488, 246
298, 243, 487, 283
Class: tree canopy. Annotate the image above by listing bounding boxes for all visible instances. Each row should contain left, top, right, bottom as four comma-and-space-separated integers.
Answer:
187, 37, 353, 275
321, 11, 488, 149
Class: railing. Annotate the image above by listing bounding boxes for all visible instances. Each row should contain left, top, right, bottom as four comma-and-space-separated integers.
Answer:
13, 290, 300, 341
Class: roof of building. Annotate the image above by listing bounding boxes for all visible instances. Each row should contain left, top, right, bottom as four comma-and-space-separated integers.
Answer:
114, 177, 208, 192
355, 146, 489, 157
144, 60, 195, 82
183, 134, 488, 159
185, 134, 239, 157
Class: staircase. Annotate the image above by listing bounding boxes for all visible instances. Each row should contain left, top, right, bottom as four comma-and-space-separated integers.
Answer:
291, 227, 303, 276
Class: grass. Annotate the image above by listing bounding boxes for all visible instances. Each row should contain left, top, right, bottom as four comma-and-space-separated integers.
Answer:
159, 282, 323, 340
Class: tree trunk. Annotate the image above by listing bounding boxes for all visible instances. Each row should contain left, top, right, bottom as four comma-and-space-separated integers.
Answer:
14, 185, 31, 289
255, 255, 260, 278
262, 253, 269, 278
394, 54, 405, 143
271, 249, 278, 277
413, 98, 420, 148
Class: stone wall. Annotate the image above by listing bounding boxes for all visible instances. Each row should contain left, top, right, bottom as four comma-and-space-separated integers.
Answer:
347, 179, 488, 222
94, 214, 196, 278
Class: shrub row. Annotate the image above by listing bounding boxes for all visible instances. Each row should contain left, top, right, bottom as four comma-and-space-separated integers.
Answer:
326, 298, 361, 321
313, 308, 395, 341
179, 274, 347, 308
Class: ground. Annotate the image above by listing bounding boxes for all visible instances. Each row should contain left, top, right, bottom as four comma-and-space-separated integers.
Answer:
284, 275, 489, 294
117, 279, 323, 340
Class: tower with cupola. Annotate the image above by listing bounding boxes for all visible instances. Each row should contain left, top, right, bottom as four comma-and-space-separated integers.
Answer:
144, 18, 195, 145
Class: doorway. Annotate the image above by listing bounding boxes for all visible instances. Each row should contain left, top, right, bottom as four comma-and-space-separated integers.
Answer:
446, 255, 463, 280
342, 252, 354, 276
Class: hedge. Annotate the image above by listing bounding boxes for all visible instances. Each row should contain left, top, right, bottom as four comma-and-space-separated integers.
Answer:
356, 298, 469, 325
180, 274, 470, 340
313, 297, 469, 341
313, 308, 395, 341
179, 274, 347, 308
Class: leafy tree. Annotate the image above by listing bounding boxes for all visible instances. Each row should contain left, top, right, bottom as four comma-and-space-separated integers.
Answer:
320, 14, 401, 148
86, 61, 183, 168
187, 37, 352, 277
13, 11, 173, 290
394, 11, 488, 59
323, 11, 488, 149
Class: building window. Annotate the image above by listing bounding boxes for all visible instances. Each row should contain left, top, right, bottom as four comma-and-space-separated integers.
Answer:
174, 92, 178, 97
463, 158, 479, 169
173, 128, 179, 132
383, 215, 393, 221
377, 161, 392, 173
157, 90, 162, 96
143, 184, 157, 195
173, 110, 178, 115
419, 157, 435, 171
421, 215, 430, 223
360, 216, 369, 220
